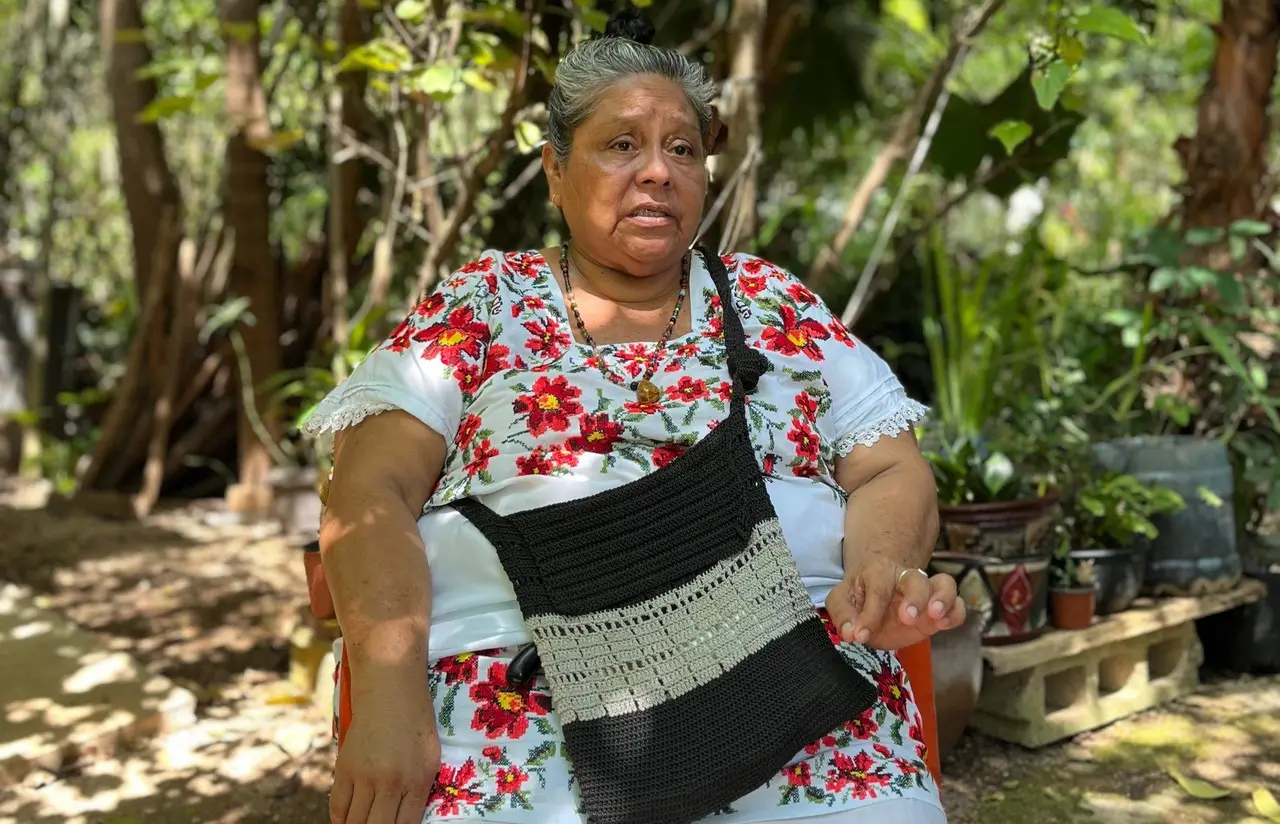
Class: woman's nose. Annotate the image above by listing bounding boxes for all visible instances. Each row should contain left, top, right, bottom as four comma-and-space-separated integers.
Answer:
636, 148, 672, 187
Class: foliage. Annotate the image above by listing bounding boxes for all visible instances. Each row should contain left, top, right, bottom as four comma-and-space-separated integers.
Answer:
1051, 554, 1096, 590
1059, 469, 1186, 551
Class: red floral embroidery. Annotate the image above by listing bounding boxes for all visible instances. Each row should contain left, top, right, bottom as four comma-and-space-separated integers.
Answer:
437, 652, 481, 686
547, 443, 579, 468
464, 440, 499, 476
523, 317, 572, 361
512, 376, 583, 437
715, 381, 733, 402
429, 759, 486, 814
454, 363, 481, 395
623, 399, 665, 415
496, 765, 529, 794
787, 282, 817, 305
795, 392, 819, 422
873, 743, 894, 759
876, 665, 912, 719
788, 419, 820, 462
652, 443, 687, 468
516, 447, 556, 476
507, 252, 541, 279
616, 344, 654, 378
830, 319, 857, 348
415, 306, 490, 367
417, 292, 447, 317
739, 272, 768, 297
469, 662, 551, 740
760, 305, 830, 361
675, 341, 700, 358
459, 258, 493, 275
481, 342, 512, 383
793, 462, 820, 479
482, 746, 503, 762
667, 376, 709, 403
825, 750, 892, 799
846, 708, 880, 740
456, 414, 482, 449
567, 413, 624, 454
909, 713, 928, 760
784, 762, 812, 787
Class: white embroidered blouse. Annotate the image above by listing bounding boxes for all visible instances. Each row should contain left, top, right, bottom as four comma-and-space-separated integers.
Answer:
304, 250, 928, 658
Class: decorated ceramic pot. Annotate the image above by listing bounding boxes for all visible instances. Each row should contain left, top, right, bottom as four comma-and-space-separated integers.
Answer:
929, 552, 1051, 645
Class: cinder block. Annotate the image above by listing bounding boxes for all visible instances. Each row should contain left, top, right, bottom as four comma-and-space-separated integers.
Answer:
971, 622, 1201, 748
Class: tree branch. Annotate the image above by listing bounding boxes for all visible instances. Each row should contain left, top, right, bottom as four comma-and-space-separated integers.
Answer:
807, 0, 1006, 294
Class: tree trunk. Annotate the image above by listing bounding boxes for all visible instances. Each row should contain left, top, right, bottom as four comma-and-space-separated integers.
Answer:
1176, 0, 1280, 229
221, 0, 282, 510
715, 0, 766, 252
99, 0, 183, 300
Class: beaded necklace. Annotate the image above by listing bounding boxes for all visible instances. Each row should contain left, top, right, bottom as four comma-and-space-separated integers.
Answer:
559, 243, 689, 404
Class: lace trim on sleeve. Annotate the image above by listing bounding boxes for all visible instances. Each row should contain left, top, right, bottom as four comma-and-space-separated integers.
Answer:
833, 398, 930, 456
299, 382, 449, 439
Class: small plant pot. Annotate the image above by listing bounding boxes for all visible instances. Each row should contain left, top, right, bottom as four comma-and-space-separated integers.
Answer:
1050, 586, 1097, 631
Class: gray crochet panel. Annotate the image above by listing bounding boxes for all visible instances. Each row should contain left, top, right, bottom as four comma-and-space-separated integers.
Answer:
524, 518, 814, 724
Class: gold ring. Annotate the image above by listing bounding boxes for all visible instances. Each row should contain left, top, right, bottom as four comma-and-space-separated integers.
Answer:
897, 567, 928, 586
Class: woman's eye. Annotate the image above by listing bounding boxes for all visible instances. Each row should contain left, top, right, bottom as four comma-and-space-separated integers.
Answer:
673, 145, 691, 156
615, 141, 633, 152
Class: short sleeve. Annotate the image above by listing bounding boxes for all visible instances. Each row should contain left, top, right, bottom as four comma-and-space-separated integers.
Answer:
815, 312, 928, 456
733, 254, 928, 456
300, 252, 504, 444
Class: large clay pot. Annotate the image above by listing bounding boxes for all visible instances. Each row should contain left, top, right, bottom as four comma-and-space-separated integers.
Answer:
929, 600, 985, 757
930, 552, 1051, 644
936, 492, 1061, 560
1093, 436, 1240, 596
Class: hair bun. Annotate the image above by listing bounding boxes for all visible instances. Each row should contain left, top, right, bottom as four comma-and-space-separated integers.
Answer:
604, 7, 656, 45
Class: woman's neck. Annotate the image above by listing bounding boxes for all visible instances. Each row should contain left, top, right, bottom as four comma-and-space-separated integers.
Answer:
564, 244, 686, 308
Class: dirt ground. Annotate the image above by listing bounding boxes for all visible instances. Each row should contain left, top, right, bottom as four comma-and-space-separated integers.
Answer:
1, 476, 1278, 824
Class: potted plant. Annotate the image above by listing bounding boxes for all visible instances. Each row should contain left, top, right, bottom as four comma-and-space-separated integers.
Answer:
1058, 470, 1186, 615
1049, 552, 1097, 631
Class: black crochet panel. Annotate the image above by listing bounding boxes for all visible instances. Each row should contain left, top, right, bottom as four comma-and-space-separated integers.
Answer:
449, 248, 877, 824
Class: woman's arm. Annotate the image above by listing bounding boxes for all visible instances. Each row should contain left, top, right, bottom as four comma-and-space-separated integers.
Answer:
320, 409, 446, 824
828, 430, 959, 648
835, 429, 938, 572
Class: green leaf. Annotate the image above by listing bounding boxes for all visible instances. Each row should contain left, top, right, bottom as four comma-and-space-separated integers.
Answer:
581, 9, 609, 33
1186, 226, 1225, 246
460, 68, 495, 92
631, 0, 652, 5
885, 0, 929, 34
1058, 33, 1086, 67
1162, 762, 1231, 799
1073, 7, 1148, 44
1229, 219, 1272, 237
1032, 60, 1072, 110
1149, 267, 1179, 292
514, 121, 542, 153
411, 64, 458, 99
989, 120, 1032, 155
1230, 234, 1248, 261
338, 40, 412, 73
136, 95, 195, 123
394, 0, 428, 21
1215, 273, 1245, 309
247, 129, 306, 153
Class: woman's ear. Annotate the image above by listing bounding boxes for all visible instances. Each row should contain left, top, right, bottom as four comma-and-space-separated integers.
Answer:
542, 143, 563, 205
705, 106, 729, 157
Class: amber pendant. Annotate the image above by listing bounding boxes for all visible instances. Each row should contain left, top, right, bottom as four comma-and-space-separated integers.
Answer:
635, 379, 662, 404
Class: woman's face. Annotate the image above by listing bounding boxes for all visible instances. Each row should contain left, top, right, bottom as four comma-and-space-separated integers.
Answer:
544, 74, 707, 276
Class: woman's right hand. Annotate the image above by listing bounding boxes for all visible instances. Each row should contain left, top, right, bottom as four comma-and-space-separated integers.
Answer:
329, 689, 441, 824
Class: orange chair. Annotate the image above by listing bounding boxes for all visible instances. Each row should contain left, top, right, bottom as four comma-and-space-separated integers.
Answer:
898, 638, 942, 787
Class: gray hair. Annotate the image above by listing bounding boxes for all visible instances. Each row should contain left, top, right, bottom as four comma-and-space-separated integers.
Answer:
546, 37, 717, 164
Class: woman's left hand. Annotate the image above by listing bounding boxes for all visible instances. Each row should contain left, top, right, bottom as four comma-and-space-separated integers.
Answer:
824, 552, 966, 651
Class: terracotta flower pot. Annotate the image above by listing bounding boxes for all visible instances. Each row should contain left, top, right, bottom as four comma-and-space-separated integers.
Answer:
1050, 587, 1097, 631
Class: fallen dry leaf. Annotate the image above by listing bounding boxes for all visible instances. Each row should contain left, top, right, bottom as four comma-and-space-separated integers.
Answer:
1162, 762, 1232, 800
1253, 786, 1280, 823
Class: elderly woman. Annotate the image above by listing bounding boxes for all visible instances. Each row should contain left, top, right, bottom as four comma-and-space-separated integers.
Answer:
308, 10, 961, 824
